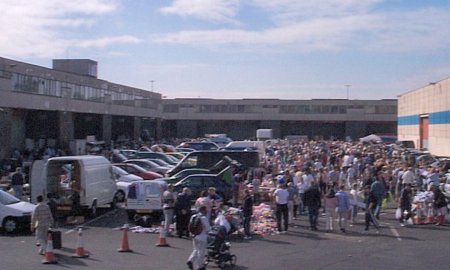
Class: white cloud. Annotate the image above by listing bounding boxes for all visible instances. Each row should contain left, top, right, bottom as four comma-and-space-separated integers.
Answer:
153, 14, 378, 52
0, 0, 136, 58
154, 2, 450, 54
159, 0, 240, 23
77, 36, 141, 49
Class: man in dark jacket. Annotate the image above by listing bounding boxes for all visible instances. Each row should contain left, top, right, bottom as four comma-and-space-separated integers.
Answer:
304, 181, 321, 231
364, 185, 380, 231
175, 188, 192, 238
242, 189, 253, 240
431, 185, 447, 225
398, 183, 412, 227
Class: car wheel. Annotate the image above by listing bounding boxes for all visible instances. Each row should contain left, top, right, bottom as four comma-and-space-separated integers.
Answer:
3, 217, 18, 233
115, 190, 125, 202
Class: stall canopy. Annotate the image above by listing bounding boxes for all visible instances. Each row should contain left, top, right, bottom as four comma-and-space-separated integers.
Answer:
359, 134, 382, 143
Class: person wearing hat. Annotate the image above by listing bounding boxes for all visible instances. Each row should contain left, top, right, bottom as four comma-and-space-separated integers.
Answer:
162, 184, 177, 236
11, 167, 24, 199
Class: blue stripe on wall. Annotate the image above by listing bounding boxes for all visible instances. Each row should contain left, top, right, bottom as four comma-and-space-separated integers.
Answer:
398, 110, 450, 125
429, 110, 450, 124
398, 115, 420, 125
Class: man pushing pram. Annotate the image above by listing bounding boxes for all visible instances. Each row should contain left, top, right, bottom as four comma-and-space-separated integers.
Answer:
205, 209, 237, 268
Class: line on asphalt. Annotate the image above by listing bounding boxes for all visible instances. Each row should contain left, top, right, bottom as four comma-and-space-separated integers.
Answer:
383, 222, 402, 241
65, 208, 119, 234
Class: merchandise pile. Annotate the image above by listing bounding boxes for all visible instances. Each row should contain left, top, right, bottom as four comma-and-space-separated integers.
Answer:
250, 203, 277, 236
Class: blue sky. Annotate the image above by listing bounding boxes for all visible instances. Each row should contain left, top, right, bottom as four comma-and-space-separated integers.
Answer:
1, 0, 450, 100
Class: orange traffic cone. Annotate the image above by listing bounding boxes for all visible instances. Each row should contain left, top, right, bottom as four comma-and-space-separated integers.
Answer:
435, 215, 445, 225
426, 215, 434, 224
72, 228, 89, 258
413, 214, 422, 225
42, 232, 58, 264
118, 224, 133, 252
155, 225, 170, 247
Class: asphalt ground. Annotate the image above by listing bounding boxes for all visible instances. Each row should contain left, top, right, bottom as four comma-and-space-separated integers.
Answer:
1, 205, 450, 270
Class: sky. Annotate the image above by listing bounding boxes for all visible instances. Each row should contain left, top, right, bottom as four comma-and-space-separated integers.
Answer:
1, 0, 450, 100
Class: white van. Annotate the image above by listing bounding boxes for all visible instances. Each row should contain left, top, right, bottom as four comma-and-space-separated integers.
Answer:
125, 180, 167, 220
31, 156, 117, 217
0, 190, 36, 233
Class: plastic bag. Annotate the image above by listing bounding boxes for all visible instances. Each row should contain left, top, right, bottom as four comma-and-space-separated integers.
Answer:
395, 208, 402, 219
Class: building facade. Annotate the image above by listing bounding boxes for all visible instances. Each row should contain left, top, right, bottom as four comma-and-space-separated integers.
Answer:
161, 98, 397, 140
1, 56, 397, 159
398, 77, 450, 156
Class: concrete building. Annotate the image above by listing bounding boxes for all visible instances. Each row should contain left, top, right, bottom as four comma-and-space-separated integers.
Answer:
398, 77, 450, 156
0, 57, 162, 159
0, 56, 397, 159
161, 98, 397, 140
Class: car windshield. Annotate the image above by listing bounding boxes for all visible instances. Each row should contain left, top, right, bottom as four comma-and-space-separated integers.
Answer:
113, 166, 129, 175
0, 190, 20, 205
151, 159, 170, 166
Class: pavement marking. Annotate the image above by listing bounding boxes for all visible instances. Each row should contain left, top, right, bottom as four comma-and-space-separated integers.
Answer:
65, 208, 120, 234
382, 222, 402, 241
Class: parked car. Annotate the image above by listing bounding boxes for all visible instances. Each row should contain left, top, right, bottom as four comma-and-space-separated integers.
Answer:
165, 152, 186, 160
0, 189, 36, 233
134, 152, 178, 166
113, 163, 162, 180
112, 166, 143, 202
158, 168, 211, 185
177, 141, 219, 151
175, 147, 196, 153
119, 149, 138, 159
173, 174, 231, 202
148, 158, 174, 169
124, 159, 171, 175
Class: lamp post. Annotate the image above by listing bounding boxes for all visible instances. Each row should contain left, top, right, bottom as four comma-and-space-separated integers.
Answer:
344, 84, 351, 99
150, 80, 155, 92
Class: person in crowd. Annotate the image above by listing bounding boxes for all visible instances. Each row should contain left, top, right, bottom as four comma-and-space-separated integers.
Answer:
304, 181, 322, 231
162, 184, 177, 236
186, 206, 210, 270
232, 172, 241, 207
195, 191, 212, 221
364, 185, 380, 232
208, 187, 223, 221
175, 187, 192, 238
430, 185, 447, 226
287, 182, 298, 223
11, 167, 24, 199
273, 183, 289, 234
252, 176, 261, 205
398, 183, 412, 227
242, 189, 254, 240
31, 195, 54, 255
335, 184, 351, 233
324, 187, 337, 232
297, 177, 307, 215
349, 183, 362, 224
371, 171, 386, 219
46, 193, 58, 227
401, 167, 415, 187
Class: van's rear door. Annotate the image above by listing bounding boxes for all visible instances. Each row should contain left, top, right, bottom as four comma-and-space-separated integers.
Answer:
30, 160, 46, 204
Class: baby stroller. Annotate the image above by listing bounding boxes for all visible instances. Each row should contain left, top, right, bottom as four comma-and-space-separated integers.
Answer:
205, 225, 237, 269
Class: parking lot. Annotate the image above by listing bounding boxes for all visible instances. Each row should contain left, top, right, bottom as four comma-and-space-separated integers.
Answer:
1, 205, 450, 270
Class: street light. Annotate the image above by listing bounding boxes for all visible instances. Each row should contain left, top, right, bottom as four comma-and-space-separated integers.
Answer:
344, 84, 351, 99
149, 80, 155, 92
